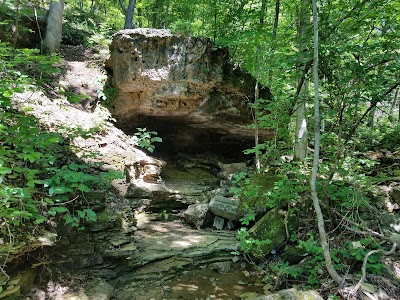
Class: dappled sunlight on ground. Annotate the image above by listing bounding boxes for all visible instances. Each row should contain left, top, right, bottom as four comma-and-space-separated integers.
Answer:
131, 265, 263, 300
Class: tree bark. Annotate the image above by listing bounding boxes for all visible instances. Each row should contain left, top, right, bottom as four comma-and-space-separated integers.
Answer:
294, 0, 310, 161
42, 0, 65, 54
12, 0, 21, 49
124, 0, 136, 29
254, 81, 261, 172
118, 0, 127, 15
151, 0, 161, 28
164, 0, 170, 28
260, 0, 267, 25
310, 0, 344, 287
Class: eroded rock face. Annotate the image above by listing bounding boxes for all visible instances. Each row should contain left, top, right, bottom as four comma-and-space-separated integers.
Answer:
107, 28, 270, 156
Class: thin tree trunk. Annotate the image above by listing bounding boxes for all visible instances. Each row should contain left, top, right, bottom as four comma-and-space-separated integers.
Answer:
164, 0, 170, 28
90, 0, 95, 14
42, 0, 65, 54
260, 0, 267, 25
124, 0, 136, 29
392, 89, 400, 123
267, 0, 280, 82
367, 105, 376, 128
151, 0, 161, 27
272, 0, 280, 40
310, 0, 344, 287
213, 0, 218, 43
34, 6, 43, 48
294, 0, 309, 161
254, 81, 261, 172
118, 0, 127, 14
12, 0, 20, 49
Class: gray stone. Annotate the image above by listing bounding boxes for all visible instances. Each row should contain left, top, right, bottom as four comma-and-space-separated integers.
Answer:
218, 162, 248, 180
209, 261, 231, 274
248, 208, 295, 257
207, 188, 229, 198
67, 244, 95, 256
225, 220, 237, 230
183, 203, 214, 228
117, 221, 239, 284
109, 234, 131, 247
248, 288, 323, 300
391, 186, 400, 205
209, 196, 240, 221
103, 242, 138, 257
379, 213, 400, 238
125, 183, 153, 199
72, 255, 103, 269
86, 278, 115, 300
213, 216, 225, 230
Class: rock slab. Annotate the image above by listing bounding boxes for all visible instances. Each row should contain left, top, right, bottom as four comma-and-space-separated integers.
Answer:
183, 203, 214, 228
209, 195, 241, 221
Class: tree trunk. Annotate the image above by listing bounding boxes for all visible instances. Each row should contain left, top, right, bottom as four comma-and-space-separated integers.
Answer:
294, 0, 310, 161
213, 1, 218, 43
42, 0, 65, 54
90, 0, 95, 14
367, 105, 376, 128
254, 81, 261, 172
164, 0, 170, 28
12, 0, 20, 49
310, 0, 344, 287
260, 0, 267, 25
151, 0, 161, 28
118, 0, 127, 15
124, 0, 136, 29
272, 0, 280, 41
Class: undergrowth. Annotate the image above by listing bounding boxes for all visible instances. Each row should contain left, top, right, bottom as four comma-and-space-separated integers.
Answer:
0, 43, 121, 237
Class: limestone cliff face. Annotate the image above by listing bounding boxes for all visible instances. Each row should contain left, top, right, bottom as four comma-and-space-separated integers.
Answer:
107, 28, 269, 155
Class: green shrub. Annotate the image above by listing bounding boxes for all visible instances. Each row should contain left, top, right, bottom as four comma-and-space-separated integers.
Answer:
0, 43, 119, 231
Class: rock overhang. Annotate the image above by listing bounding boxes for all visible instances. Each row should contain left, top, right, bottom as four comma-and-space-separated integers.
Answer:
106, 28, 271, 156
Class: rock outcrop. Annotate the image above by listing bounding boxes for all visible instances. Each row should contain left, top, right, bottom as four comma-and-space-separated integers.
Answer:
243, 288, 323, 300
107, 28, 270, 156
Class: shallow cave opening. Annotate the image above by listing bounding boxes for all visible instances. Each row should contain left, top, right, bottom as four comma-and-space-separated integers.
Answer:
117, 114, 256, 163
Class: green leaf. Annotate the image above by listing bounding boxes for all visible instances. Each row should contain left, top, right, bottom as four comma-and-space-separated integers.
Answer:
77, 183, 90, 192
48, 206, 68, 216
64, 214, 74, 224
2, 90, 12, 97
44, 198, 54, 204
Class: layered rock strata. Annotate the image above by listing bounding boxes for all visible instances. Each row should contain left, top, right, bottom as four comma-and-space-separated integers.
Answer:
106, 28, 270, 155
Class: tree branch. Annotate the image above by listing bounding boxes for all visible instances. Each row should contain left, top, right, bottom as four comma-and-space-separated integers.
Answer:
346, 82, 400, 142
353, 242, 397, 294
311, 0, 344, 287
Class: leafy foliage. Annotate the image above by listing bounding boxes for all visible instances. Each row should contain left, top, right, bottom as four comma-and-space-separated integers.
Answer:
5, 0, 399, 293
0, 43, 117, 231
130, 127, 163, 153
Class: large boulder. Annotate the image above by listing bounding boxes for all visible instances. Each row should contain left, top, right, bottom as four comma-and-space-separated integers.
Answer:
209, 195, 241, 221
248, 207, 295, 256
183, 203, 214, 228
106, 28, 271, 156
